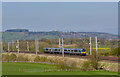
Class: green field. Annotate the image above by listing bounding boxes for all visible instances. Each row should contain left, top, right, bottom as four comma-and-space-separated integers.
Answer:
2, 62, 118, 75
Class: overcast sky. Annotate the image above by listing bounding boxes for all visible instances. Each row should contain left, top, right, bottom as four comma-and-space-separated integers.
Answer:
2, 2, 118, 34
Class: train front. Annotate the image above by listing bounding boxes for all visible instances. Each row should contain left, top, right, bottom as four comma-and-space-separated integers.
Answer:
81, 49, 86, 56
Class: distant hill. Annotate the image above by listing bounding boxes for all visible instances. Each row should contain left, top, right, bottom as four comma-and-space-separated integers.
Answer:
5, 29, 29, 32
2, 29, 118, 43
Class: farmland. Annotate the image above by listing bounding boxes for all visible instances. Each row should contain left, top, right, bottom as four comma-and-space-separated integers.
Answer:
1, 29, 119, 76
2, 62, 118, 75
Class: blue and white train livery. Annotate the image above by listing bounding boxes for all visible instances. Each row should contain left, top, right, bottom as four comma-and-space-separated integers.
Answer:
43, 48, 86, 56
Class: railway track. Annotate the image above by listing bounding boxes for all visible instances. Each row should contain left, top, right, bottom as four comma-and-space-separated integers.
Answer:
5, 51, 119, 63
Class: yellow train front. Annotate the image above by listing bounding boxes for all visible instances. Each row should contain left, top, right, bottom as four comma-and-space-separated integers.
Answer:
43, 48, 86, 56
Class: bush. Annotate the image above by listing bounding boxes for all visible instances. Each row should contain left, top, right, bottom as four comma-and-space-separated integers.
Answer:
56, 60, 77, 71
90, 50, 101, 69
46, 58, 56, 63
90, 55, 99, 69
82, 61, 93, 71
2, 54, 29, 62
2, 54, 9, 62
9, 54, 17, 61
69, 61, 77, 70
82, 50, 101, 70
16, 55, 25, 61
34, 56, 40, 62
34, 56, 47, 62
111, 47, 119, 56
40, 56, 47, 62
24, 56, 29, 61
100, 52, 111, 56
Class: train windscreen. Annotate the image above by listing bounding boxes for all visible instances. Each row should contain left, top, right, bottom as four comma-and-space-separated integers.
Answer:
82, 49, 85, 52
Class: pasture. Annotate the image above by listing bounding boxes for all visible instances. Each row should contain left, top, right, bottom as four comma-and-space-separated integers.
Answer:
2, 62, 118, 75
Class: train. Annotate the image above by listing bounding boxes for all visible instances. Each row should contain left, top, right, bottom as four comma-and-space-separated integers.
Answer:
43, 48, 86, 56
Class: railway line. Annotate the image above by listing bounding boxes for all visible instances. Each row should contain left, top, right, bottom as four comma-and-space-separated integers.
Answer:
5, 51, 119, 63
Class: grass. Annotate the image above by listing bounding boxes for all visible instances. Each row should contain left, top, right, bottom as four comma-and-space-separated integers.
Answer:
2, 62, 118, 75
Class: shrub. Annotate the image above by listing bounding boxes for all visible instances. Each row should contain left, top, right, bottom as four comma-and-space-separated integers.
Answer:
69, 61, 77, 70
24, 56, 29, 61
82, 50, 101, 70
9, 54, 17, 61
34, 56, 47, 62
2, 54, 9, 62
111, 47, 119, 56
56, 60, 77, 71
40, 56, 47, 62
100, 52, 111, 56
47, 58, 56, 63
34, 56, 40, 62
16, 55, 25, 61
82, 61, 93, 71
90, 55, 99, 69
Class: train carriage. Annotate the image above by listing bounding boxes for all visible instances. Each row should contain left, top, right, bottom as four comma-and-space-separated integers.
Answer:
43, 48, 86, 56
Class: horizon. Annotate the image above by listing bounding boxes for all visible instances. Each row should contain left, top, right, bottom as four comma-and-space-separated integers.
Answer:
3, 28, 118, 35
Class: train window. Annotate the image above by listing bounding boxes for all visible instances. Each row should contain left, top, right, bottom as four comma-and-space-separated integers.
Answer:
74, 50, 78, 52
49, 49, 51, 51
82, 49, 85, 52
52, 49, 55, 51
45, 49, 48, 51
64, 49, 67, 51
71, 50, 74, 52
68, 50, 70, 51
55, 49, 57, 51
58, 49, 60, 51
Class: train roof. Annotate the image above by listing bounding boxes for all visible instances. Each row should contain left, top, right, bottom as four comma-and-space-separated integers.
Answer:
43, 47, 84, 50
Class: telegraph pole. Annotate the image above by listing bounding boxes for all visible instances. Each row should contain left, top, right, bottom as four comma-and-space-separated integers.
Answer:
27, 41, 29, 51
38, 40, 39, 53
62, 38, 64, 57
59, 38, 61, 48
95, 37, 97, 58
35, 39, 37, 55
0, 41, 3, 53
8, 42, 10, 52
35, 39, 39, 56
12, 40, 14, 51
90, 37, 92, 55
17, 40, 19, 54
59, 38, 61, 54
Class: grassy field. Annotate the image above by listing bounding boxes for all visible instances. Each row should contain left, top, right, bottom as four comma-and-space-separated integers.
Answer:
2, 62, 118, 75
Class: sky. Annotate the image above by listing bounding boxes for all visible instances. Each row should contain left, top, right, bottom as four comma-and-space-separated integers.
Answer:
2, 2, 118, 34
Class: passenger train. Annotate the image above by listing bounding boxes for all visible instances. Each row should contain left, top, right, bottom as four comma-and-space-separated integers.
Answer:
43, 48, 86, 56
